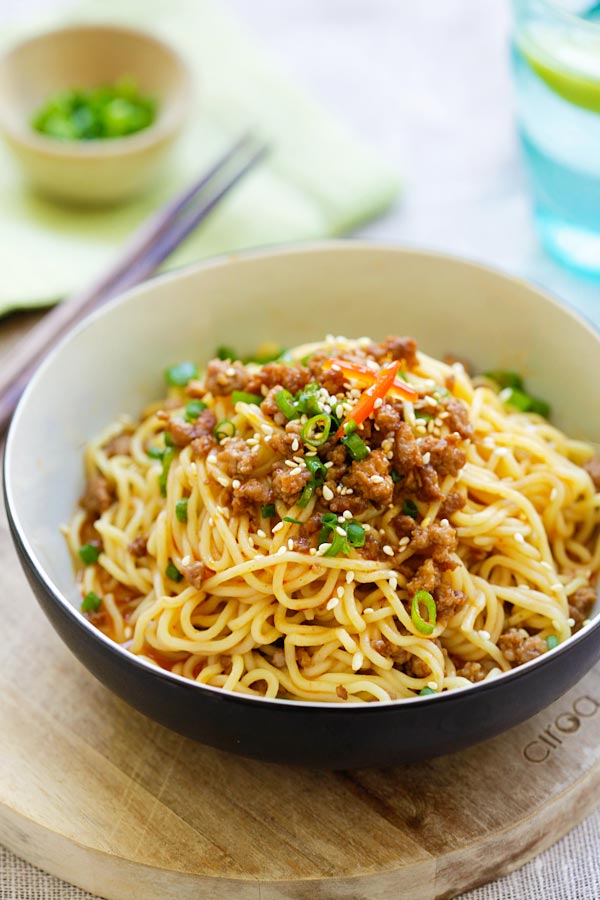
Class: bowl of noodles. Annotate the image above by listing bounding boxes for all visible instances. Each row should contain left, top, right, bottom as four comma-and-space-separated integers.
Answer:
4, 243, 600, 767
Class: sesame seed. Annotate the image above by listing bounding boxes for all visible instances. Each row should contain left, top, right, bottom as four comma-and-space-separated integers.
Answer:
261, 424, 273, 435
287, 538, 294, 551
217, 476, 229, 487
399, 536, 410, 546
383, 545, 394, 557
272, 522, 284, 533
336, 526, 346, 537
479, 630, 491, 640
331, 364, 341, 372
514, 533, 525, 544
427, 681, 437, 690
343, 510, 353, 520
440, 518, 450, 527
422, 452, 431, 465
309, 547, 317, 556
318, 542, 332, 554
370, 475, 384, 484
207, 453, 217, 464
264, 434, 272, 442
346, 488, 354, 495
389, 576, 398, 590
293, 455, 304, 465
226, 366, 236, 377
257, 529, 266, 538
323, 485, 334, 501
336, 586, 345, 599
352, 652, 364, 671
363, 607, 374, 614
326, 597, 339, 610
290, 466, 303, 476
232, 479, 241, 490
291, 439, 300, 452
324, 461, 334, 469
373, 397, 383, 409
285, 459, 297, 468
277, 545, 287, 555
568, 617, 576, 627
181, 555, 191, 566
260, 385, 269, 396
346, 571, 355, 584
336, 404, 344, 419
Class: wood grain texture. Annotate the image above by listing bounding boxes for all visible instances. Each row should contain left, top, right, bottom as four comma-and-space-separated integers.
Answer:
1, 316, 600, 900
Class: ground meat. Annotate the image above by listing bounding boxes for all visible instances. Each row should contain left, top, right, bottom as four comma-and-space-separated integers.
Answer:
498, 628, 547, 666
272, 464, 311, 502
443, 353, 472, 374
190, 435, 216, 459
409, 521, 457, 569
204, 359, 249, 395
269, 422, 304, 456
231, 478, 274, 514
569, 584, 596, 626
246, 363, 310, 396
392, 514, 417, 540
181, 561, 206, 589
434, 583, 467, 623
297, 647, 312, 668
583, 457, 600, 491
308, 350, 347, 394
327, 493, 369, 515
336, 685, 348, 700
359, 532, 381, 560
443, 398, 474, 440
103, 432, 131, 457
417, 465, 442, 501
343, 449, 393, 504
405, 655, 431, 678
454, 660, 485, 682
159, 409, 217, 448
369, 336, 418, 367
372, 637, 410, 666
420, 434, 467, 478
128, 536, 147, 558
394, 421, 423, 475
324, 443, 349, 482
80, 475, 114, 515
407, 558, 438, 595
217, 438, 257, 476
374, 402, 403, 435
439, 491, 466, 519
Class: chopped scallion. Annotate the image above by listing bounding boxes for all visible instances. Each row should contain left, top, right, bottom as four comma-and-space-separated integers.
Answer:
214, 419, 236, 442
146, 445, 165, 460
185, 399, 207, 422
485, 370, 524, 390
261, 504, 276, 519
297, 482, 315, 508
175, 498, 189, 523
283, 516, 303, 524
546, 634, 559, 650
166, 561, 183, 582
216, 345, 237, 361
275, 389, 299, 420
323, 531, 350, 557
158, 447, 176, 497
391, 469, 403, 484
81, 591, 102, 613
346, 522, 366, 548
295, 382, 322, 416
419, 686, 437, 696
165, 361, 198, 387
411, 590, 437, 636
301, 413, 332, 446
164, 431, 175, 447
78, 543, 100, 565
402, 498, 419, 518
305, 457, 327, 485
342, 431, 370, 461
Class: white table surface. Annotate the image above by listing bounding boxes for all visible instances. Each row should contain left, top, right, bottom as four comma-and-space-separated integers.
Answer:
1, 1, 600, 898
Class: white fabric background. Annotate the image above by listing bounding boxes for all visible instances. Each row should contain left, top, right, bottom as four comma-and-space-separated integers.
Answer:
1, 1, 600, 897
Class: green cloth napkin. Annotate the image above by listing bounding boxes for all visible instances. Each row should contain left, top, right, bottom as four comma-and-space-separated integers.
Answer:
0, 0, 399, 316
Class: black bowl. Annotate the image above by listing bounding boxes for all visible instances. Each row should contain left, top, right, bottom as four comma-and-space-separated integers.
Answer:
5, 244, 600, 767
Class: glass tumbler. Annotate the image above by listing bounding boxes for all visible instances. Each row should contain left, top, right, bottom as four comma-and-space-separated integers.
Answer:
511, 0, 600, 273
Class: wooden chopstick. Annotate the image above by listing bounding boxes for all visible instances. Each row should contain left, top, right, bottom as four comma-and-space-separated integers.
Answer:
0, 134, 268, 434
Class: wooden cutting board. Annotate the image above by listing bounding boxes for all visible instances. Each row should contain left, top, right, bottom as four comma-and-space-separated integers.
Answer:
1, 313, 600, 900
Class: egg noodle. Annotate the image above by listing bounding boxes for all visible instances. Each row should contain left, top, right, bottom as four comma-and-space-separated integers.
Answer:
65, 336, 600, 702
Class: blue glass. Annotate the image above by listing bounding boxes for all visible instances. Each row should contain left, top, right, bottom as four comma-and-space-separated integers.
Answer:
512, 1, 600, 273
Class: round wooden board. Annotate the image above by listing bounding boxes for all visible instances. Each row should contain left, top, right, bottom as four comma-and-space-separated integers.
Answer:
2, 317, 600, 900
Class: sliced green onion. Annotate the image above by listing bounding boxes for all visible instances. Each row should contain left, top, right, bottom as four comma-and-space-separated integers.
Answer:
158, 447, 176, 497
146, 445, 165, 460
297, 483, 315, 508
214, 419, 236, 442
283, 516, 303, 524
305, 457, 327, 485
323, 531, 350, 557
249, 346, 284, 364
232, 390, 262, 406
411, 590, 437, 636
342, 419, 358, 436
342, 432, 370, 461
216, 345, 237, 361
415, 410, 434, 421
81, 591, 102, 613
175, 498, 189, 523
419, 686, 437, 696
165, 361, 198, 387
301, 413, 331, 446
78, 543, 100, 565
321, 513, 338, 528
261, 503, 276, 519
402, 498, 419, 518
275, 389, 299, 420
295, 383, 321, 416
346, 522, 366, 548
546, 634, 559, 650
485, 370, 524, 390
299, 352, 314, 366
185, 399, 207, 422
528, 397, 551, 418
391, 469, 403, 484
164, 431, 175, 447
501, 387, 551, 419
166, 561, 183, 582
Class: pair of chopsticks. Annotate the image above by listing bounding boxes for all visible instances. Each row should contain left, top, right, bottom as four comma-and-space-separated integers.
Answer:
0, 133, 268, 433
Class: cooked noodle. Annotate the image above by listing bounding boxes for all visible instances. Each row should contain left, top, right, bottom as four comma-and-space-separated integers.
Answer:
65, 336, 600, 702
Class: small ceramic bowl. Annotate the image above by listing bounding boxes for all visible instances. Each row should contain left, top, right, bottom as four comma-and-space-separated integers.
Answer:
0, 24, 191, 205
4, 244, 600, 768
